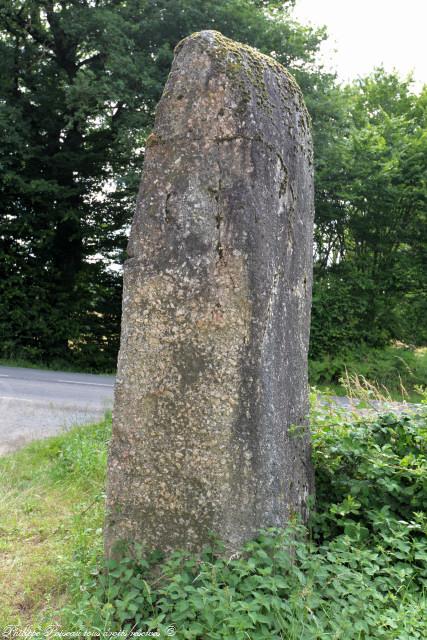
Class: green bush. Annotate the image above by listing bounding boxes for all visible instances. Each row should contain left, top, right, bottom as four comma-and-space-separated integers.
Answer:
62, 526, 427, 639
312, 411, 427, 540
309, 267, 390, 361
52, 408, 427, 639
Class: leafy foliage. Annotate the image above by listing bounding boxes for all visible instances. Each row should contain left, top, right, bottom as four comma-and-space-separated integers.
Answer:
1, 3, 425, 368
63, 523, 427, 639
26, 408, 424, 639
0, 0, 328, 369
311, 72, 427, 357
311, 409, 427, 542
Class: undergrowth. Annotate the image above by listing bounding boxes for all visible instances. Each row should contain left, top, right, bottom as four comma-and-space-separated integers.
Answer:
309, 344, 427, 402
0, 402, 426, 638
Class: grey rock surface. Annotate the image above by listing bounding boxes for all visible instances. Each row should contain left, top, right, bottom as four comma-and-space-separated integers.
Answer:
105, 30, 315, 554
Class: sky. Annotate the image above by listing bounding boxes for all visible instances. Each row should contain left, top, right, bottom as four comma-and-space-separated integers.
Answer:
292, 0, 427, 90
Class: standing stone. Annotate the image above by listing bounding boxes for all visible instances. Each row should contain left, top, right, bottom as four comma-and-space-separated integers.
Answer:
105, 30, 315, 555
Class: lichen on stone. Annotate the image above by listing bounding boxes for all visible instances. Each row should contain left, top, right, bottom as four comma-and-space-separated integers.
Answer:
176, 30, 309, 125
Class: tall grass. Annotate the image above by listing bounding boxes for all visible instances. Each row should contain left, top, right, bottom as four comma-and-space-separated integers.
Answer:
309, 344, 427, 402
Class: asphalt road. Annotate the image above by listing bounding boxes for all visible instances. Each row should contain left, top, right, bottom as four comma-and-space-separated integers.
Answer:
0, 365, 115, 455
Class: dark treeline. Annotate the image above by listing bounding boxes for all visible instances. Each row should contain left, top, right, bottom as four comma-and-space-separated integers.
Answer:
1, 0, 426, 371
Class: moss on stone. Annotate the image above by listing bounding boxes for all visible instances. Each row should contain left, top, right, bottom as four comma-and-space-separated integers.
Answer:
145, 132, 162, 148
175, 30, 310, 128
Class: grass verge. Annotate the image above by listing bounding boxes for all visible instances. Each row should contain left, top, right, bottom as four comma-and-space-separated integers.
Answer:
0, 415, 110, 628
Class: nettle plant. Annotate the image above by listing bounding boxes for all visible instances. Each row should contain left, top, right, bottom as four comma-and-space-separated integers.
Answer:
61, 408, 427, 640
312, 410, 427, 539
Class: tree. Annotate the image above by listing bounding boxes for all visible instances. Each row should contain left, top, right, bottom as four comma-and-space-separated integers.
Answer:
0, 0, 328, 368
310, 71, 427, 357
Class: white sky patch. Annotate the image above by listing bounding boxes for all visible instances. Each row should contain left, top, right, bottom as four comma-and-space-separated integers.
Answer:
292, 0, 427, 90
